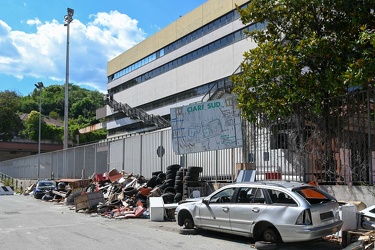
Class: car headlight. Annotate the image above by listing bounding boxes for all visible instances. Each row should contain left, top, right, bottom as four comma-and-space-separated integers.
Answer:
363, 216, 371, 221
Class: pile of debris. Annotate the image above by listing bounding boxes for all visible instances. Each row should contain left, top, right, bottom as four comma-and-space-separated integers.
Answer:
30, 164, 204, 220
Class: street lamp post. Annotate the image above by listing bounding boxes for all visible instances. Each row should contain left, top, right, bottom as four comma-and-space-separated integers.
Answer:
63, 8, 74, 150
34, 82, 44, 179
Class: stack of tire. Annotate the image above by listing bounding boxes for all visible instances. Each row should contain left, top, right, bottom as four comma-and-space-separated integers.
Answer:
173, 167, 187, 202
183, 166, 203, 198
159, 164, 181, 204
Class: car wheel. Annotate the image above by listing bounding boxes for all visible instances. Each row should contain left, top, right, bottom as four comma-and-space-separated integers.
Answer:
254, 241, 278, 250
262, 227, 280, 243
183, 216, 195, 229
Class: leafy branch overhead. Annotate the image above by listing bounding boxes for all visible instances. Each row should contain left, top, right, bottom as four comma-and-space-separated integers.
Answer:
232, 0, 375, 122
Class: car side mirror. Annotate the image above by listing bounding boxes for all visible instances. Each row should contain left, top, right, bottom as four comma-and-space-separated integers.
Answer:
202, 198, 209, 205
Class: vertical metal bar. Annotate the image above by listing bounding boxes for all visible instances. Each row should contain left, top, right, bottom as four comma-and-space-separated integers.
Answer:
122, 138, 125, 171
367, 89, 373, 184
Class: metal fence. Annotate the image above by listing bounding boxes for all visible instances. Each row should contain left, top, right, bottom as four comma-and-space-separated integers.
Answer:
244, 88, 375, 185
1, 89, 374, 185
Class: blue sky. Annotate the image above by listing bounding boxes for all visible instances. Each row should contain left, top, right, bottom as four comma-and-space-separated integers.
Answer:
0, 0, 207, 96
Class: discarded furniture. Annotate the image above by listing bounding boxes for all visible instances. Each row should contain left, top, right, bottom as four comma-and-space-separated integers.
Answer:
75, 191, 104, 212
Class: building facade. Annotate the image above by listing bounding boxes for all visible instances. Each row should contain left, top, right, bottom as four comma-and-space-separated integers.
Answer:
97, 0, 263, 137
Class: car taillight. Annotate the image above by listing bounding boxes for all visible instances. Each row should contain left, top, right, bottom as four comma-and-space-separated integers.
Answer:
296, 209, 312, 225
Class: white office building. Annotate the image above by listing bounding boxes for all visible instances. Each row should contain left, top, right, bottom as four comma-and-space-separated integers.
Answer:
96, 0, 262, 137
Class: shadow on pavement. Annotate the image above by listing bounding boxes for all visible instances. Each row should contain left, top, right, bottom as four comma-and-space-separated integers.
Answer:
197, 230, 342, 249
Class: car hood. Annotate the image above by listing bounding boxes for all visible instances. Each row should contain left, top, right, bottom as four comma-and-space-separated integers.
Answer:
177, 197, 206, 207
36, 186, 54, 191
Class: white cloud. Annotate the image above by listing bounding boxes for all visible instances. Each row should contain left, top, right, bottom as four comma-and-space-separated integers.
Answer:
0, 11, 145, 93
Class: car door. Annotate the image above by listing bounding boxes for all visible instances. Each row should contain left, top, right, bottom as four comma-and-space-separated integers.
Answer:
198, 187, 236, 230
229, 187, 269, 234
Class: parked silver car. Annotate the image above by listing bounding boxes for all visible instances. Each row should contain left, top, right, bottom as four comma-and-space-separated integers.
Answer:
175, 181, 343, 243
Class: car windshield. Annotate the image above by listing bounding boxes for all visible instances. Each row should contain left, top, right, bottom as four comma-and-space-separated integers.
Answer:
38, 182, 55, 187
294, 187, 334, 205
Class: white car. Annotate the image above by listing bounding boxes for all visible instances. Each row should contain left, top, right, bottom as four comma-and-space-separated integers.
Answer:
175, 181, 343, 243
359, 205, 375, 230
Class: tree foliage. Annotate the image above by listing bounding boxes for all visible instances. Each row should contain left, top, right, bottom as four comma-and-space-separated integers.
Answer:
0, 91, 23, 141
1, 84, 106, 144
21, 110, 63, 142
232, 0, 375, 123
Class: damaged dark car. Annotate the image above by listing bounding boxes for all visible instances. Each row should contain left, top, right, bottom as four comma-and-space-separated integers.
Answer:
33, 179, 56, 199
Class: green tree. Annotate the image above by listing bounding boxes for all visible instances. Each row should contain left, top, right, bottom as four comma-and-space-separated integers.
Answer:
19, 84, 106, 144
22, 110, 45, 141
232, 0, 375, 123
22, 110, 63, 142
0, 91, 24, 141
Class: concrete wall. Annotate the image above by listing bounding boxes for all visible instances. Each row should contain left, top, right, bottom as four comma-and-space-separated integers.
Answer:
321, 185, 375, 208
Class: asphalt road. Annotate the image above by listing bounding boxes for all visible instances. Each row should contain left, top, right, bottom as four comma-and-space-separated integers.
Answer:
0, 194, 342, 250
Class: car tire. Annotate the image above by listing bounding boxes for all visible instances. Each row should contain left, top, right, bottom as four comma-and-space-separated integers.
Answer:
254, 241, 278, 250
179, 228, 197, 235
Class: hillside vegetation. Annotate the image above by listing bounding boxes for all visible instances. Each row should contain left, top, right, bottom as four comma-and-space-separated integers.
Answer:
0, 84, 107, 145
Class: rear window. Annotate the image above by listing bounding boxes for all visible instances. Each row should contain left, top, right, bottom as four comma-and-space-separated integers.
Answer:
295, 187, 334, 205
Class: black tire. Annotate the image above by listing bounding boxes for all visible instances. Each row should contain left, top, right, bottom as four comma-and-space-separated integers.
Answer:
155, 176, 163, 185
184, 175, 199, 181
179, 228, 197, 235
163, 186, 176, 194
164, 179, 175, 186
146, 176, 158, 188
185, 172, 200, 178
123, 186, 137, 196
158, 182, 169, 190
174, 179, 183, 184
254, 241, 278, 250
187, 166, 203, 173
152, 171, 163, 176
175, 175, 183, 181
176, 170, 187, 176
161, 192, 175, 204
174, 193, 182, 202
167, 164, 181, 171
109, 199, 122, 206
166, 173, 176, 180
157, 172, 166, 181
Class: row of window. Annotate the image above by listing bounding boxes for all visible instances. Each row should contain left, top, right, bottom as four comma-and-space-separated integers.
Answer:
107, 77, 233, 134
109, 3, 249, 82
109, 23, 264, 95
138, 77, 232, 112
